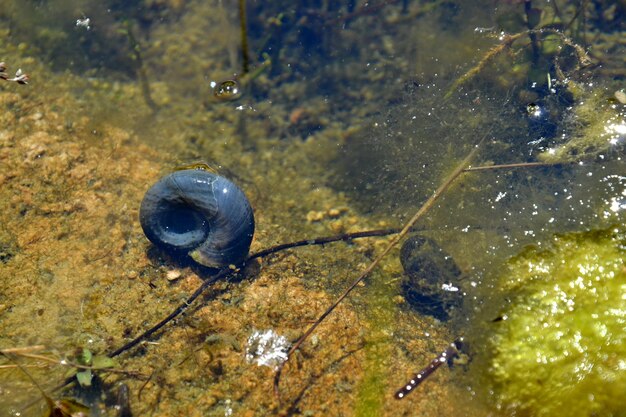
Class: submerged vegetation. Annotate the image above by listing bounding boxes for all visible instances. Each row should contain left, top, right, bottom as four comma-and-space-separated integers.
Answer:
0, 0, 625, 416
485, 226, 626, 416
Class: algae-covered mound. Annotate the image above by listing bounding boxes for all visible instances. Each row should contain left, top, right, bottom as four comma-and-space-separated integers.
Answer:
487, 226, 626, 417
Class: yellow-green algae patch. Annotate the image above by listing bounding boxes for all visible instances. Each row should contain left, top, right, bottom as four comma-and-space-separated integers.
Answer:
354, 269, 395, 417
538, 86, 626, 163
486, 226, 626, 417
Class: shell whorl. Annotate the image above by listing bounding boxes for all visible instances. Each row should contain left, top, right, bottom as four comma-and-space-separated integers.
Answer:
139, 169, 255, 268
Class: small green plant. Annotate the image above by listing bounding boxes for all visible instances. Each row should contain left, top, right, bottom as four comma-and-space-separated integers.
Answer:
71, 347, 118, 387
0, 347, 89, 417
1, 345, 144, 415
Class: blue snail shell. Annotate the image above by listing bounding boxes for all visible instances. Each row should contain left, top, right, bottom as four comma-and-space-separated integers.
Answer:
139, 169, 255, 268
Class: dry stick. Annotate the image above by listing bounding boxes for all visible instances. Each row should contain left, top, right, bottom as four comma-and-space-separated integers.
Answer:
273, 142, 482, 399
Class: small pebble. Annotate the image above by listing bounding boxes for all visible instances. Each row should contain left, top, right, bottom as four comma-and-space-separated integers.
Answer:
392, 295, 405, 304
329, 220, 344, 233
166, 270, 182, 281
306, 210, 325, 222
327, 208, 341, 218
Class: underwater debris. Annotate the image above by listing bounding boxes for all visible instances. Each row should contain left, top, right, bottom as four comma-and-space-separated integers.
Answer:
122, 21, 158, 112
444, 27, 592, 99
245, 329, 290, 370
0, 62, 29, 85
238, 0, 250, 74
75, 17, 91, 30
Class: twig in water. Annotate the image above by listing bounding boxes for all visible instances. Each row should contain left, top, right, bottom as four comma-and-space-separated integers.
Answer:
463, 161, 562, 172
107, 267, 233, 358
0, 351, 90, 416
0, 348, 146, 379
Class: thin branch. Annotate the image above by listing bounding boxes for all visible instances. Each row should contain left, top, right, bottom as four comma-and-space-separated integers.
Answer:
107, 267, 232, 358
1, 350, 147, 378
248, 227, 407, 260
0, 364, 48, 369
463, 161, 562, 172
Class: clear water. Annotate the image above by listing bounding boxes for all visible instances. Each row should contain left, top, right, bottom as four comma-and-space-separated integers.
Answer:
0, 1, 624, 416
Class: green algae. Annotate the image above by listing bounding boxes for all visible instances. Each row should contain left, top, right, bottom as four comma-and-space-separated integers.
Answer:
354, 270, 396, 417
486, 225, 626, 417
539, 85, 626, 163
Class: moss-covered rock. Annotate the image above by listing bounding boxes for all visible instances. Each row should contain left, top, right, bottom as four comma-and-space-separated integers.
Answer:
487, 225, 626, 417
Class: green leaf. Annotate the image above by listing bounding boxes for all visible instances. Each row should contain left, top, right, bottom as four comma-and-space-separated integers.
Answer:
75, 369, 92, 387
78, 348, 92, 366
91, 355, 117, 369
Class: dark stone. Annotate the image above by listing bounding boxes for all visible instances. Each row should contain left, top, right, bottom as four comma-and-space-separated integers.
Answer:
400, 235, 463, 321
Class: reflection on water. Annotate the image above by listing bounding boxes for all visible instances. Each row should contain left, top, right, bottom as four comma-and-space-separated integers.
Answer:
0, 1, 624, 416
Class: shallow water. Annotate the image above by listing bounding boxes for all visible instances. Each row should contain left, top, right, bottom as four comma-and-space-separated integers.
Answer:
0, 1, 625, 416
